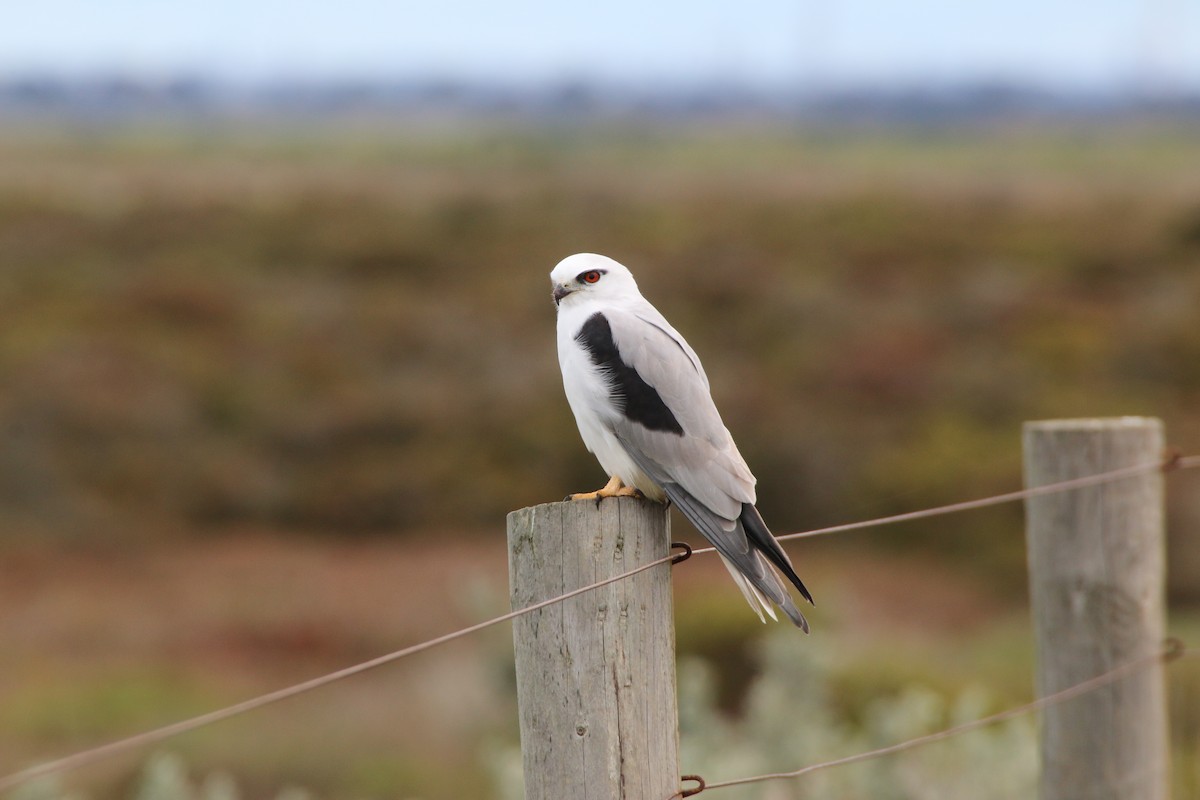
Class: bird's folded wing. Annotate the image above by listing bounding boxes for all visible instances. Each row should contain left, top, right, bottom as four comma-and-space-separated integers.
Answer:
602, 306, 756, 527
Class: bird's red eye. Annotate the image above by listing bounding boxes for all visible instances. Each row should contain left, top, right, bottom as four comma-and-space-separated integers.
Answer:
582, 270, 601, 284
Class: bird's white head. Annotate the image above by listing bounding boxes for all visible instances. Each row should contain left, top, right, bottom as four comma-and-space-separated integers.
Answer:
550, 253, 642, 308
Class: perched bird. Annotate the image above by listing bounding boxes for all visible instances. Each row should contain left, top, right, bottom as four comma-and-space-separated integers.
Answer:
551, 253, 814, 630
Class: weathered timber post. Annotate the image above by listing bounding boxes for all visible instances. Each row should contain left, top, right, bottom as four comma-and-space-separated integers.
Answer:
507, 497, 680, 800
1023, 417, 1169, 800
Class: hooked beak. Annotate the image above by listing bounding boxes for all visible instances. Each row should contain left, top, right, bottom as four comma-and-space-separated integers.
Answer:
552, 284, 573, 305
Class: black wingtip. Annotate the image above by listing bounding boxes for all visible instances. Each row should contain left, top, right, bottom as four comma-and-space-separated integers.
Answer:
740, 503, 815, 606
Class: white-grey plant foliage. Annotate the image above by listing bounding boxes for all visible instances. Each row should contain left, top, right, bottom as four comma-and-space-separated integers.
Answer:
681, 632, 1037, 800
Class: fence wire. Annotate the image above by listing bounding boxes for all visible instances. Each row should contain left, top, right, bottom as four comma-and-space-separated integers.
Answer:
1, 452, 1197, 793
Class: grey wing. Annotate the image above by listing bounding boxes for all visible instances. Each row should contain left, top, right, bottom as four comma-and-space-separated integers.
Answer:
603, 308, 809, 627
603, 307, 755, 523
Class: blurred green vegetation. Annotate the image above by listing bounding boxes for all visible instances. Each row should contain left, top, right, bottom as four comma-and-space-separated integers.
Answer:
14, 612, 1200, 800
1, 123, 1199, 599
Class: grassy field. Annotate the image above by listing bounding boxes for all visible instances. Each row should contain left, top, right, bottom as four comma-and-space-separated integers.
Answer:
2, 121, 1200, 797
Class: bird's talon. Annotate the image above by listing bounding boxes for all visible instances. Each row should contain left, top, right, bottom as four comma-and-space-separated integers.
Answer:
565, 476, 626, 504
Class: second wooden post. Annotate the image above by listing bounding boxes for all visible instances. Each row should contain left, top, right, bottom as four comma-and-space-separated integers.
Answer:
1023, 417, 1169, 800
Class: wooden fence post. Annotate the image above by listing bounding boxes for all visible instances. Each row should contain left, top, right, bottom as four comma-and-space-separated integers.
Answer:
507, 497, 680, 800
1023, 417, 1169, 800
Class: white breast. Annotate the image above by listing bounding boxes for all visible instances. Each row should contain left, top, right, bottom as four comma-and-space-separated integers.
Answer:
556, 302, 661, 497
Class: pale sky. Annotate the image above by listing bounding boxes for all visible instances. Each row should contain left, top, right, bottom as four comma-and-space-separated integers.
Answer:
2, 0, 1197, 89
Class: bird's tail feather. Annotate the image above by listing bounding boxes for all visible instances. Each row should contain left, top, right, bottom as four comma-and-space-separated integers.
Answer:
660, 483, 811, 631
610, 439, 812, 630
720, 554, 778, 624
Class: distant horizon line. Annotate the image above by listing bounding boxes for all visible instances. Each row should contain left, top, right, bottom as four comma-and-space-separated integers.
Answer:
4, 70, 1198, 128
2, 69, 1198, 96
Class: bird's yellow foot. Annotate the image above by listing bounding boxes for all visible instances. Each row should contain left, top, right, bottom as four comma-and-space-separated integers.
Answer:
566, 476, 645, 506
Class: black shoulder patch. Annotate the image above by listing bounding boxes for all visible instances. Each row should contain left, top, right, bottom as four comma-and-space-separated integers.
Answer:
574, 313, 684, 435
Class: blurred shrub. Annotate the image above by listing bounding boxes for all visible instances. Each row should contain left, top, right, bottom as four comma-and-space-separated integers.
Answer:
0, 127, 1198, 593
